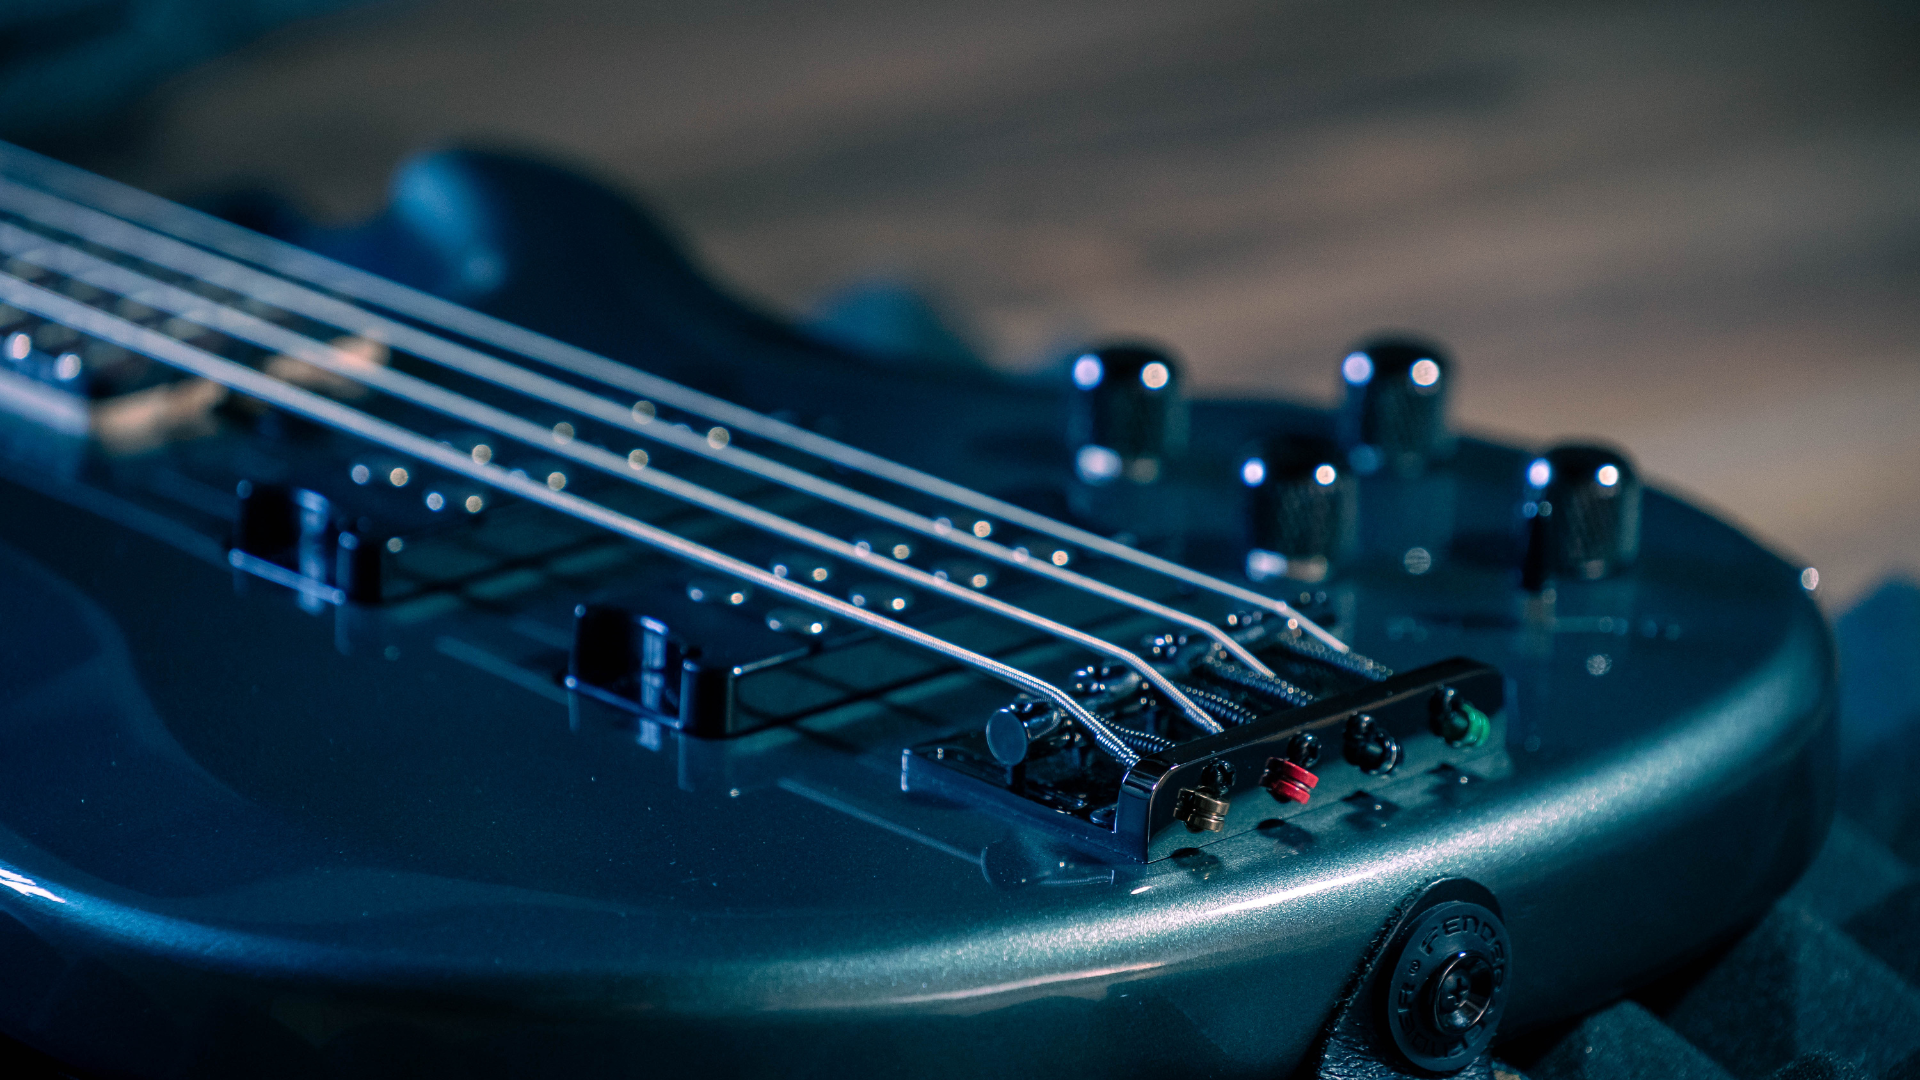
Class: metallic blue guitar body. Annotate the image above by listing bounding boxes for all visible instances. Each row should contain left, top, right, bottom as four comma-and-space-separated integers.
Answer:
0, 145, 1831, 1078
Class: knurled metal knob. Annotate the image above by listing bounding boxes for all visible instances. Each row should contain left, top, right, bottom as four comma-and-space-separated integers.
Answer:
1068, 344, 1186, 485
1242, 433, 1355, 582
1337, 337, 1455, 477
1526, 444, 1642, 581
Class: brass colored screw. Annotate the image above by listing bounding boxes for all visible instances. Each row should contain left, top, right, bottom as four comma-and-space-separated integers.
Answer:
1175, 788, 1230, 832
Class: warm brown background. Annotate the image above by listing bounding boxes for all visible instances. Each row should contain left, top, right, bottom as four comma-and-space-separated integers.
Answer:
66, 0, 1920, 607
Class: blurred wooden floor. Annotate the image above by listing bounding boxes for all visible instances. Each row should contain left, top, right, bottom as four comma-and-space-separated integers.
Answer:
66, 0, 1920, 606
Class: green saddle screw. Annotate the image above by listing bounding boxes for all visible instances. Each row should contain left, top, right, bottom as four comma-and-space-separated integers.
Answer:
1437, 697, 1491, 748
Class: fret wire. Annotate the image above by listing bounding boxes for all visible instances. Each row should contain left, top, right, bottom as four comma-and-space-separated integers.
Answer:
0, 144, 1354, 657
0, 179, 1297, 679
0, 224, 1227, 737
0, 270, 1145, 769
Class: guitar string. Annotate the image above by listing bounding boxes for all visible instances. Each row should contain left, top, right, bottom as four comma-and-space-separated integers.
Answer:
0, 220, 1227, 736
0, 142, 1361, 661
0, 179, 1359, 678
0, 181, 1319, 680
0, 269, 1150, 767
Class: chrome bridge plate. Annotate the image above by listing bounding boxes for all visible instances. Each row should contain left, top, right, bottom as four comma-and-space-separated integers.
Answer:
904, 657, 1507, 862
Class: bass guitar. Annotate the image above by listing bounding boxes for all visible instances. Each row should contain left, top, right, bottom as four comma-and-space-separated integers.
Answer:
0, 142, 1832, 1078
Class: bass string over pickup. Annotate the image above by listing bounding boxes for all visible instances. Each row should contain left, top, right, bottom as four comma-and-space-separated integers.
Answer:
0, 155, 1389, 758
0, 155, 1359, 673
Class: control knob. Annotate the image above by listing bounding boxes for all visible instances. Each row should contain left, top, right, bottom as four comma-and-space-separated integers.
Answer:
1068, 344, 1186, 485
1241, 434, 1354, 583
1524, 444, 1642, 582
1338, 337, 1454, 477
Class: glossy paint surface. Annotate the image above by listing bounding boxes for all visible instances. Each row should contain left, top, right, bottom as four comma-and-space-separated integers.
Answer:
0, 389, 1832, 1076
0, 147, 1833, 1077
